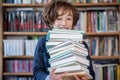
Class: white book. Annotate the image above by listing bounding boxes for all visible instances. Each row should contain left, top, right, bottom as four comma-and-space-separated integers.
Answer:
49, 29, 85, 34
93, 63, 117, 67
107, 37, 112, 56
49, 33, 83, 39
50, 55, 89, 67
48, 38, 82, 42
58, 71, 92, 79
35, 0, 42, 3
46, 41, 63, 46
46, 29, 84, 41
50, 61, 88, 68
48, 40, 86, 54
46, 41, 63, 49
49, 50, 87, 62
25, 40, 38, 56
22, 0, 32, 4
3, 40, 24, 56
48, 43, 88, 56
54, 64, 89, 74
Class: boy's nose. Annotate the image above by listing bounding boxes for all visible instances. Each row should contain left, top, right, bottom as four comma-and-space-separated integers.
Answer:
60, 20, 66, 27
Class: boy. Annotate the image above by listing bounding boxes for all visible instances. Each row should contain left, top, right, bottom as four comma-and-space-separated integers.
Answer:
33, 0, 95, 80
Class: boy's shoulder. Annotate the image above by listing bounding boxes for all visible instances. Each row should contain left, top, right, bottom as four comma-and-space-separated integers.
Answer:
38, 36, 47, 41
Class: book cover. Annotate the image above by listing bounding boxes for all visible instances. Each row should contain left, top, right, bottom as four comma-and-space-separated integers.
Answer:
49, 50, 87, 63
46, 29, 85, 41
48, 43, 88, 56
50, 54, 89, 67
53, 64, 89, 74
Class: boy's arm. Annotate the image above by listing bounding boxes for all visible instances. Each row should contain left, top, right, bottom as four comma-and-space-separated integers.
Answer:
82, 41, 95, 80
33, 37, 49, 80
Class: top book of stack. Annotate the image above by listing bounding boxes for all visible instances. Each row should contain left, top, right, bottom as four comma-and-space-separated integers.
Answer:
46, 29, 85, 42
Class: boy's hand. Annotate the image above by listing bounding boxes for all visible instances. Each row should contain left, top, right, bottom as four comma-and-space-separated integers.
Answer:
74, 75, 86, 80
50, 68, 68, 80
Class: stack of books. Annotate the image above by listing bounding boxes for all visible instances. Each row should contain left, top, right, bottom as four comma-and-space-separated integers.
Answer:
46, 29, 92, 79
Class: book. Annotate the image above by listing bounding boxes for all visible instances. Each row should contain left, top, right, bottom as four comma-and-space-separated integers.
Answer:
50, 54, 89, 67
46, 29, 85, 41
49, 65, 92, 80
47, 40, 87, 55
48, 33, 83, 39
48, 38, 82, 42
53, 64, 89, 74
49, 50, 87, 63
47, 28, 85, 35
47, 39, 84, 51
93, 63, 118, 80
48, 43, 88, 56
46, 29, 92, 79
58, 71, 92, 80
46, 41, 63, 49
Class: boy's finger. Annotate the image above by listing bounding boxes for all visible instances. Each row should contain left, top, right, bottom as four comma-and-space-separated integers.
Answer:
74, 75, 80, 80
58, 72, 68, 78
50, 68, 56, 75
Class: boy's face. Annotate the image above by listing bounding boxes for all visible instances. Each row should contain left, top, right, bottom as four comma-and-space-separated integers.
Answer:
52, 9, 73, 30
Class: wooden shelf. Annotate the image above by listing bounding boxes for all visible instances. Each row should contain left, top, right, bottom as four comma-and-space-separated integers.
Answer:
3, 56, 119, 60
3, 32, 47, 36
3, 32, 119, 36
91, 56, 119, 60
85, 32, 120, 36
2, 3, 119, 8
2, 3, 45, 8
74, 3, 119, 7
3, 72, 33, 76
3, 56, 33, 59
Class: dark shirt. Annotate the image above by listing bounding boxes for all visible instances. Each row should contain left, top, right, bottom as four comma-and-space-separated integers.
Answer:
33, 36, 95, 80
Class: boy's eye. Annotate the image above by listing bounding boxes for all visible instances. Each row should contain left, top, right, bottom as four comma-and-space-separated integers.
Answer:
67, 18, 72, 20
56, 18, 62, 20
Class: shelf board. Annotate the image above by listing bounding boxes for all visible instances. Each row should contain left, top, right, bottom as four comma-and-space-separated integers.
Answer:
3, 32, 119, 36
3, 72, 33, 76
74, 3, 119, 7
91, 56, 119, 60
2, 4, 45, 8
3, 56, 33, 59
3, 32, 47, 35
85, 32, 120, 36
2, 3, 119, 8
3, 56, 119, 60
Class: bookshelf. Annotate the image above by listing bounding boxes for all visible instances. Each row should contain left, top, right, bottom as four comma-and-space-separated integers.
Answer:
3, 72, 33, 76
3, 32, 47, 35
0, 0, 120, 80
2, 3, 119, 7
0, 0, 3, 80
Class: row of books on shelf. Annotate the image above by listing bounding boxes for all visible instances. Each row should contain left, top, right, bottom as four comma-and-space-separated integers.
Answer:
4, 76, 33, 80
3, 0, 120, 4
76, 10, 119, 32
3, 0, 50, 4
3, 11, 48, 32
86, 36, 119, 56
4, 60, 33, 73
3, 62, 120, 80
46, 29, 93, 79
3, 10, 119, 32
3, 36, 118, 56
93, 62, 120, 80
3, 39, 38, 56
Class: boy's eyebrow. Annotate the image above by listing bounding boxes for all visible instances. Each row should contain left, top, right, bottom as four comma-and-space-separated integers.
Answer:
66, 12, 72, 15
58, 13, 73, 16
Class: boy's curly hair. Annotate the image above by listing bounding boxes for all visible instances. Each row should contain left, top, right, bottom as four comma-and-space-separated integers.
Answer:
42, 0, 79, 29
